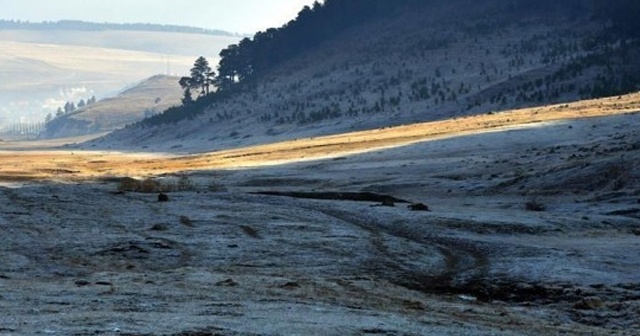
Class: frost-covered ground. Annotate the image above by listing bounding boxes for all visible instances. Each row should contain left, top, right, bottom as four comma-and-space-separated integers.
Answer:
1, 112, 640, 335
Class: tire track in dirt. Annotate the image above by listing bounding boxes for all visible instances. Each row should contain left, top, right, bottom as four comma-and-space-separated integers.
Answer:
314, 206, 491, 297
239, 193, 491, 298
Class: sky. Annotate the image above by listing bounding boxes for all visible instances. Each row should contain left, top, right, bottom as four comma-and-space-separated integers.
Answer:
0, 0, 320, 34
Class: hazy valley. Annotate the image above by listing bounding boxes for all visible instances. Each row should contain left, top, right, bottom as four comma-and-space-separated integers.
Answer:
0, 24, 239, 132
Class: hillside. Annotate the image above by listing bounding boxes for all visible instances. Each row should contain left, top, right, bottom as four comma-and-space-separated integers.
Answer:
91, 0, 640, 152
41, 75, 183, 139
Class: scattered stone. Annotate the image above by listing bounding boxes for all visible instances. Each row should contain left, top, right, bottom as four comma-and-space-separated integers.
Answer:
458, 295, 477, 302
280, 282, 301, 289
179, 216, 194, 227
150, 223, 169, 231
574, 296, 604, 310
380, 199, 395, 207
525, 200, 546, 212
632, 228, 640, 236
408, 203, 430, 211
158, 193, 169, 202
74, 280, 90, 287
95, 281, 113, 286
148, 240, 172, 249
215, 278, 238, 287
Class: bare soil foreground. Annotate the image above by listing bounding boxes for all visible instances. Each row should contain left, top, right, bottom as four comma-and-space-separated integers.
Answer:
1, 94, 640, 335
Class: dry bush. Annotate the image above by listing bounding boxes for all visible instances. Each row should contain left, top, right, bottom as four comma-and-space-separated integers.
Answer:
141, 178, 161, 193
177, 175, 194, 191
117, 177, 161, 193
207, 180, 228, 192
605, 161, 630, 191
117, 177, 140, 192
116, 175, 200, 193
240, 225, 260, 238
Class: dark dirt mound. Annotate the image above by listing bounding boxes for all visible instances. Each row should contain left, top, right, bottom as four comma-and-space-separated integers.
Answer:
253, 191, 410, 204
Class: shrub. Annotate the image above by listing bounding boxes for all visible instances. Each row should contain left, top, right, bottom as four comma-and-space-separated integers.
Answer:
116, 175, 198, 193
117, 177, 161, 192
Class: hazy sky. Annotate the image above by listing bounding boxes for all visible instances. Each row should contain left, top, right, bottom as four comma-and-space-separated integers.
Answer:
0, 0, 319, 34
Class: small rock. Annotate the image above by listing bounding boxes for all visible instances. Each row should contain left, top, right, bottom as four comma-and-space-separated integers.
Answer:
227, 244, 239, 248
215, 278, 238, 287
380, 199, 395, 207
74, 280, 91, 287
632, 228, 640, 236
158, 193, 169, 202
95, 281, 113, 286
179, 216, 194, 227
574, 296, 603, 310
150, 223, 169, 231
408, 203, 430, 211
280, 282, 301, 289
458, 294, 477, 302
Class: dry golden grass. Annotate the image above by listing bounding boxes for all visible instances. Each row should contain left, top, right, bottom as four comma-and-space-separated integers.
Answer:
1, 92, 639, 183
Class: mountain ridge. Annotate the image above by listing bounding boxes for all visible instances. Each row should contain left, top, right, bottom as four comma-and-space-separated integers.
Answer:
0, 19, 237, 37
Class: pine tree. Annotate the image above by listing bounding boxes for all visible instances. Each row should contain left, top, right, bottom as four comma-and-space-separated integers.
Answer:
181, 88, 194, 105
189, 56, 215, 96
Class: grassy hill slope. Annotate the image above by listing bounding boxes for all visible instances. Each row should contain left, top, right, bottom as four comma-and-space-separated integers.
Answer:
41, 75, 183, 139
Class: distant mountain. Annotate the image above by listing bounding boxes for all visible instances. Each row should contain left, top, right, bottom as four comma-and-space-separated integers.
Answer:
90, 0, 640, 152
0, 19, 237, 37
41, 75, 183, 139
